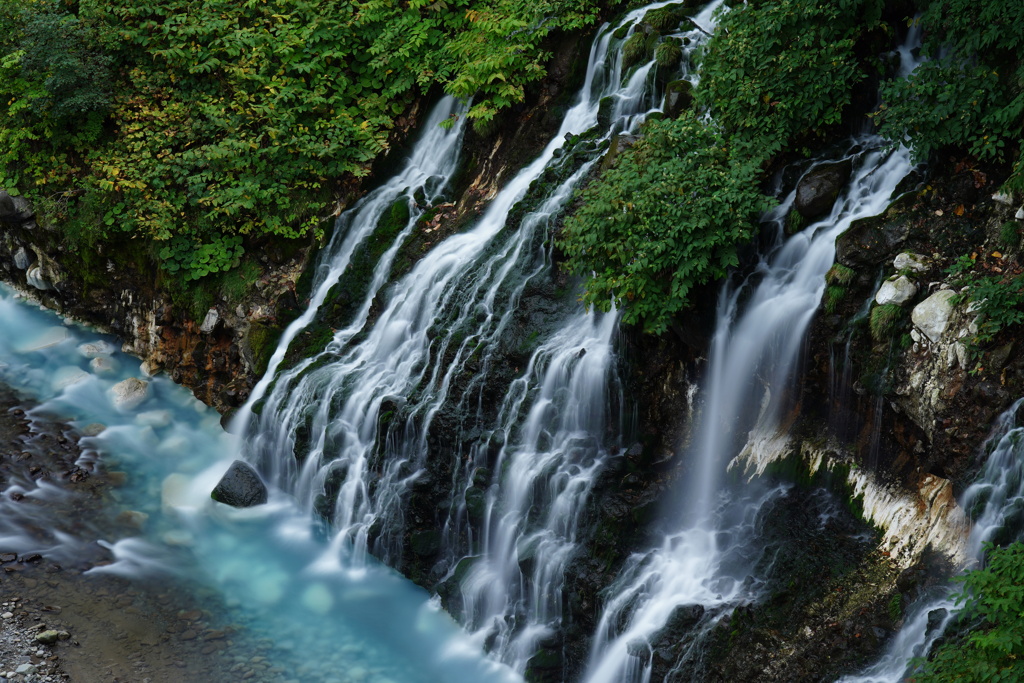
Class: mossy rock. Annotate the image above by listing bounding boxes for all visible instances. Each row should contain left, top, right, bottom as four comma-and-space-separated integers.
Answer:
655, 39, 683, 71
663, 79, 694, 119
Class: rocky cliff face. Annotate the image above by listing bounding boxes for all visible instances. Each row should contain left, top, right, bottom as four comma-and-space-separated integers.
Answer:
0, 202, 308, 415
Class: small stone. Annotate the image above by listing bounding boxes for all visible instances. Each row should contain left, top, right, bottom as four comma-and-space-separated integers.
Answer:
992, 191, 1015, 206
35, 630, 60, 645
116, 510, 149, 530
90, 356, 120, 376
136, 410, 172, 428
1, 612, 12, 619
15, 664, 35, 675
893, 252, 929, 273
26, 265, 51, 291
80, 423, 106, 437
1017, 205, 1024, 220
13, 247, 31, 270
199, 308, 220, 334
51, 366, 91, 391
77, 341, 116, 358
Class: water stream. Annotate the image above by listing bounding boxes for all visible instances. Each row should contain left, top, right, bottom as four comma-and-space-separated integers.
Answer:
838, 398, 1024, 683
583, 143, 915, 683
238, 0, 721, 675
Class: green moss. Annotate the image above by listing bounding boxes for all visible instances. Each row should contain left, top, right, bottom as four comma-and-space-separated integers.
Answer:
247, 322, 281, 375
869, 303, 902, 342
826, 263, 856, 286
1000, 220, 1020, 248
655, 39, 683, 70
825, 285, 845, 314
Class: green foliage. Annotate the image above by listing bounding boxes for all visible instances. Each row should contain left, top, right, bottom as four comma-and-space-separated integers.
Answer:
869, 303, 902, 342
698, 0, 884, 156
159, 234, 244, 281
999, 221, 1019, 248
946, 254, 1024, 350
888, 593, 903, 622
0, 0, 606, 277
911, 542, 1024, 682
558, 111, 774, 334
874, 1, 1024, 193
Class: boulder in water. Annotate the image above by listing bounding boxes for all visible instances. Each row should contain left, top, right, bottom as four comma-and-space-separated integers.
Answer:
110, 377, 150, 411
211, 460, 268, 507
795, 160, 852, 220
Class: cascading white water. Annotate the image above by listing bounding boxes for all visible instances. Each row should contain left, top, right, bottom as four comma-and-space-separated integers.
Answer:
238, 1, 721, 674
584, 142, 915, 683
838, 398, 1024, 683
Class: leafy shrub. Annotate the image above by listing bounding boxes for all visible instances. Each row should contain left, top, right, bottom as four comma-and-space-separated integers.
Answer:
698, 0, 884, 156
911, 542, 1024, 682
947, 254, 1024, 350
0, 0, 605, 277
558, 112, 773, 334
874, 0, 1024, 192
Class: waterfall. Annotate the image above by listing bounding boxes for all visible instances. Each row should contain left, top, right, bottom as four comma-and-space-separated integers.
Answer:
238, 0, 722, 674
838, 398, 1024, 683
583, 142, 915, 683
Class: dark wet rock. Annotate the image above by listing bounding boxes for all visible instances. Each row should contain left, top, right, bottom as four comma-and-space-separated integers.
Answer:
663, 79, 693, 119
210, 460, 268, 508
796, 160, 853, 220
0, 191, 34, 226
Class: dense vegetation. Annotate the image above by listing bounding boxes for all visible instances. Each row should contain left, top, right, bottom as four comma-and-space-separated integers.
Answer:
0, 0, 603, 278
874, 0, 1024, 193
559, 0, 1022, 333
559, 0, 884, 333
911, 542, 1024, 682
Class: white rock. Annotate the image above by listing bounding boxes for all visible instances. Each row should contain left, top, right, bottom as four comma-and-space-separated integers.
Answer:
90, 356, 120, 376
1, 612, 12, 619
13, 247, 30, 270
51, 366, 91, 391
110, 377, 150, 411
16, 326, 69, 352
136, 410, 172, 428
199, 308, 220, 333
910, 329, 921, 343
993, 191, 1015, 206
955, 342, 969, 369
80, 423, 106, 437
25, 265, 50, 290
77, 340, 116, 358
15, 663, 36, 675
912, 290, 958, 343
1018, 205, 1024, 220
875, 276, 918, 306
893, 252, 929, 273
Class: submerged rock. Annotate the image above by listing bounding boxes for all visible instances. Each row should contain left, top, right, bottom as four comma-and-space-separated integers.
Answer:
110, 377, 150, 411
211, 460, 268, 507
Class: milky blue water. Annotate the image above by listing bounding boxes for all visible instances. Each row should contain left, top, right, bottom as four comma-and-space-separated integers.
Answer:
0, 284, 521, 683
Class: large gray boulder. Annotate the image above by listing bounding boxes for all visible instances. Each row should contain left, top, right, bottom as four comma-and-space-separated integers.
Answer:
795, 160, 852, 220
875, 276, 918, 306
211, 460, 268, 507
